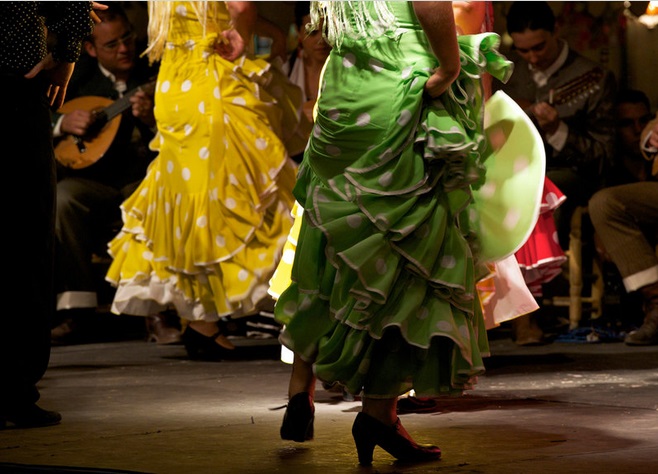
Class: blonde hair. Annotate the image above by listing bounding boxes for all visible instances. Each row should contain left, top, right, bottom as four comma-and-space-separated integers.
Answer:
143, 1, 220, 63
309, 1, 397, 50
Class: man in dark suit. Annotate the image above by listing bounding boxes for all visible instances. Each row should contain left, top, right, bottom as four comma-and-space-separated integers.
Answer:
52, 3, 180, 345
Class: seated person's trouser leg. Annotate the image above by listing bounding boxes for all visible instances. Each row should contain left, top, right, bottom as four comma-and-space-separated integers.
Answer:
588, 182, 658, 292
55, 178, 123, 310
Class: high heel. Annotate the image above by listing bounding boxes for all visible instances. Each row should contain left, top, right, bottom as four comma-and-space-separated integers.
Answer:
351, 412, 441, 466
280, 392, 315, 442
182, 324, 234, 361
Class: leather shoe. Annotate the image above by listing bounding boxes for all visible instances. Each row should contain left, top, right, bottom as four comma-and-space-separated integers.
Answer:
1, 404, 61, 429
51, 308, 95, 346
146, 313, 182, 345
51, 317, 83, 346
182, 324, 235, 360
625, 287, 658, 346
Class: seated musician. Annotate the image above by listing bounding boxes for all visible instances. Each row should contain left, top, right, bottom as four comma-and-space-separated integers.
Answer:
51, 3, 179, 345
496, 1, 617, 249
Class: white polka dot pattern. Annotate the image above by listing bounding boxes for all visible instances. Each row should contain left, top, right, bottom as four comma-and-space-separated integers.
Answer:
343, 53, 356, 68
356, 113, 371, 126
436, 321, 452, 332
369, 59, 384, 72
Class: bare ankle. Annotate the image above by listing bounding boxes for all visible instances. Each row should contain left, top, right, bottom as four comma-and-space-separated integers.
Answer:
288, 355, 315, 399
362, 397, 398, 426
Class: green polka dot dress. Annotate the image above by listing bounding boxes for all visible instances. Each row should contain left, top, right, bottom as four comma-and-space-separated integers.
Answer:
274, 2, 539, 398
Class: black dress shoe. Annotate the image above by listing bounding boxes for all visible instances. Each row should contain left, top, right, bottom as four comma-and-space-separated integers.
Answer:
1, 404, 61, 429
51, 308, 96, 346
181, 325, 235, 361
51, 317, 82, 346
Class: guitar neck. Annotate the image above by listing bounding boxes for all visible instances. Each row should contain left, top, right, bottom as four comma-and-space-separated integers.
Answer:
548, 68, 604, 106
101, 87, 143, 122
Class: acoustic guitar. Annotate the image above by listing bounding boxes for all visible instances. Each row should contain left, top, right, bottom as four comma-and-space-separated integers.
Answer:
547, 68, 604, 106
514, 68, 605, 111
54, 81, 155, 169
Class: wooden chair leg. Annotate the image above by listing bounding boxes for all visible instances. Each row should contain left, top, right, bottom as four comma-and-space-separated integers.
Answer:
590, 254, 604, 319
569, 207, 584, 330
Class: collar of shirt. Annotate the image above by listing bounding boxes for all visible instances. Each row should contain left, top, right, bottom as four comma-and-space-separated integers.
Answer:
642, 130, 657, 156
98, 63, 127, 97
289, 51, 307, 104
530, 40, 569, 88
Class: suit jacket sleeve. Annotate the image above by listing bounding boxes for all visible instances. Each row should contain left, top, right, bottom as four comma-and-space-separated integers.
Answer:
560, 68, 617, 170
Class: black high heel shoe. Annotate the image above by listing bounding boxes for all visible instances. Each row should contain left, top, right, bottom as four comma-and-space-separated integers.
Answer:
280, 392, 314, 442
351, 412, 441, 466
182, 324, 234, 361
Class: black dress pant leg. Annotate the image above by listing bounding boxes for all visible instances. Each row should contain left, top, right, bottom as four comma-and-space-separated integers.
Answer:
0, 74, 56, 411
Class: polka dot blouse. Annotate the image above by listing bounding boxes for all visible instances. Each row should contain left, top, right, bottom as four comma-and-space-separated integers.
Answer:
0, 2, 93, 75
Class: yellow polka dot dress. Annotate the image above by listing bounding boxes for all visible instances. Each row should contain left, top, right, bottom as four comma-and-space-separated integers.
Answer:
106, 2, 297, 321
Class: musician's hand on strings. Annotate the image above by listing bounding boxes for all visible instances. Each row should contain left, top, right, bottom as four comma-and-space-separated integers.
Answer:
61, 109, 95, 136
529, 101, 560, 136
130, 90, 155, 128
24, 53, 75, 108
